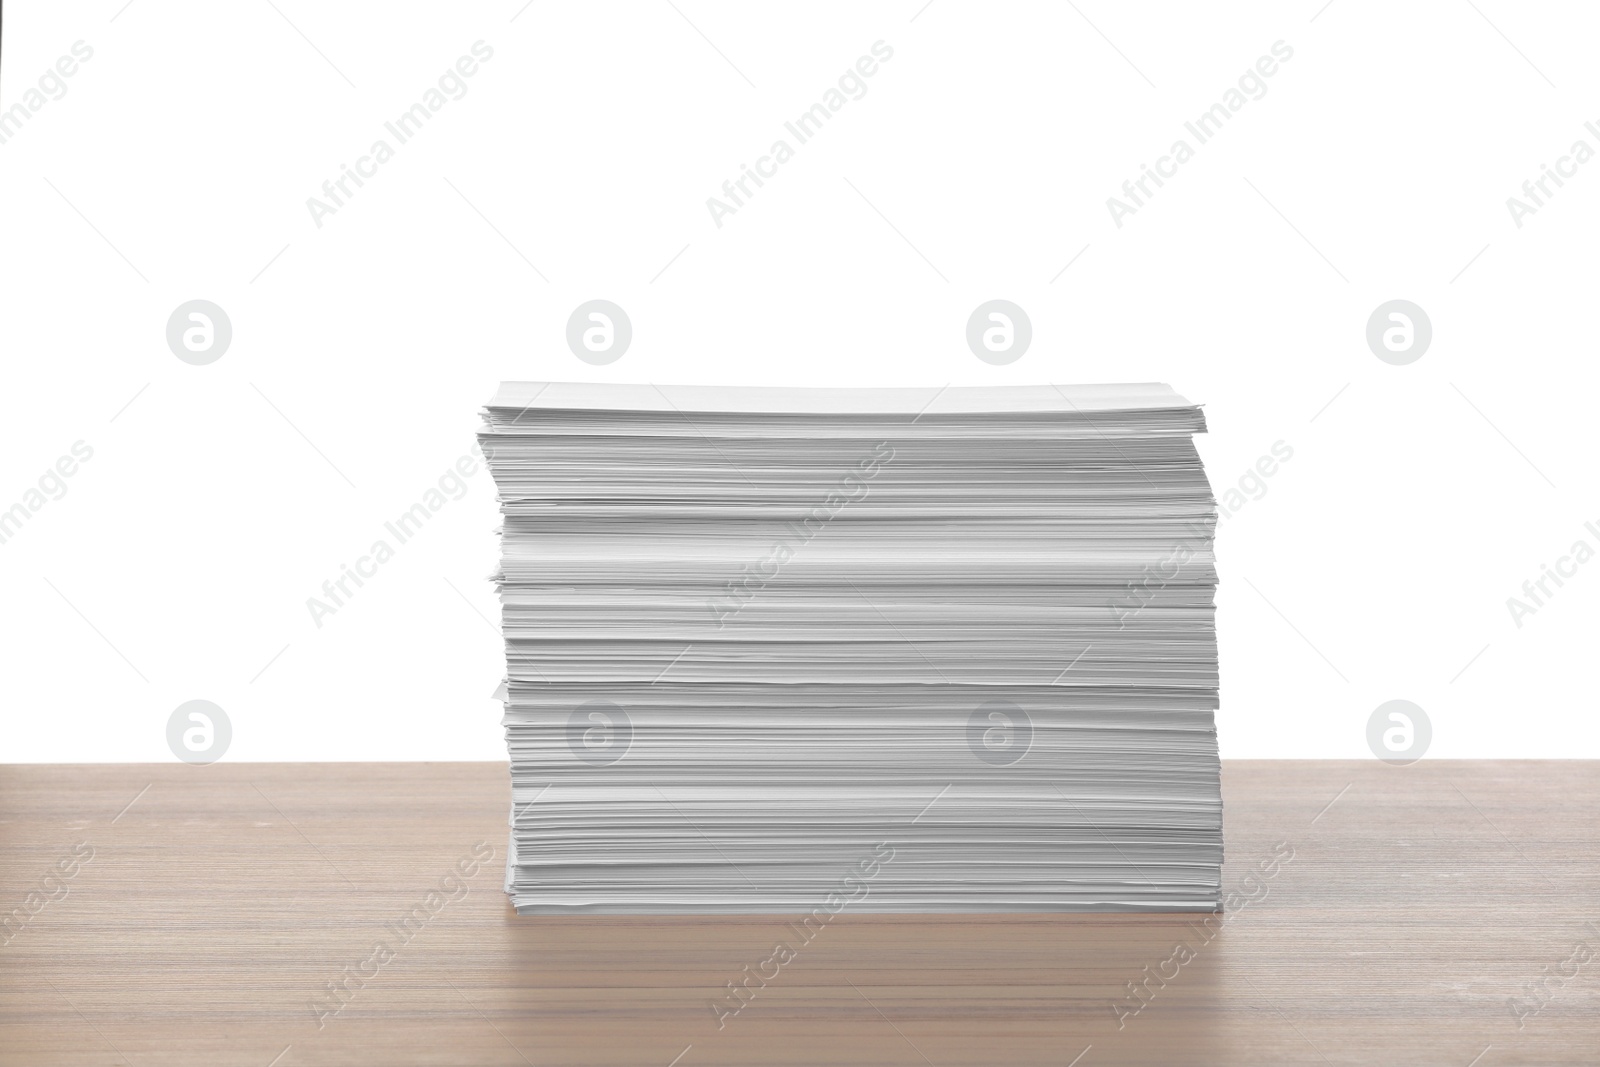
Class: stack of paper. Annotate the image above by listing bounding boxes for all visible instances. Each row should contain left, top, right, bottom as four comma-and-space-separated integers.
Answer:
480, 382, 1220, 913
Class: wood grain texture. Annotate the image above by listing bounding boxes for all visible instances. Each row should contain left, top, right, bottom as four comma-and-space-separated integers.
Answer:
1, 761, 1597, 1066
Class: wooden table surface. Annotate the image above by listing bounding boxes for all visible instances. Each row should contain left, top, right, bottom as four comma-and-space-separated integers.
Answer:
1, 761, 1596, 1066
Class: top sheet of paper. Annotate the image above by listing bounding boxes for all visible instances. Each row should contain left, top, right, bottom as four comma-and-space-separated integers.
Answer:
486, 382, 1197, 416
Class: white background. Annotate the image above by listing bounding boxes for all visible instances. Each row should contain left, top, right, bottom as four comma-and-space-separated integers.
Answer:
1, 0, 1594, 762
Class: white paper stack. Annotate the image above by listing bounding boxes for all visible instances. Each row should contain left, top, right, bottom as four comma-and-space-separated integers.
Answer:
480, 382, 1220, 913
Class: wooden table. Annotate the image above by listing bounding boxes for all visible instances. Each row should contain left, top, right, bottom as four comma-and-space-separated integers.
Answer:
2, 761, 1595, 1065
